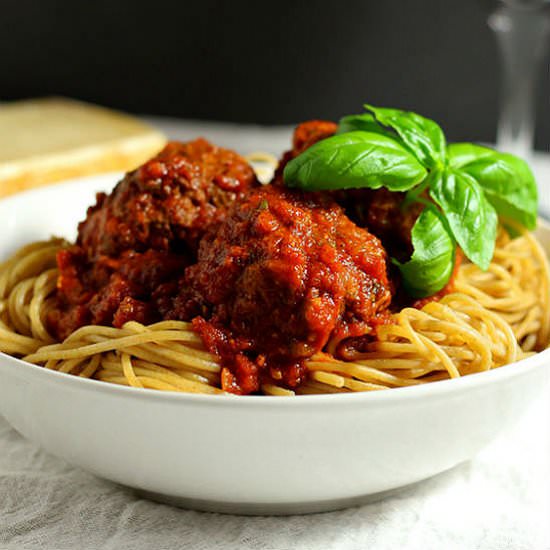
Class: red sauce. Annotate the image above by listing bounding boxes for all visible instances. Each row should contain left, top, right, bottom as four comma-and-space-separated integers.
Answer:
79, 139, 258, 259
48, 140, 258, 340
47, 246, 189, 339
47, 126, 462, 395
273, 121, 422, 262
170, 186, 392, 394
337, 188, 423, 262
273, 121, 461, 303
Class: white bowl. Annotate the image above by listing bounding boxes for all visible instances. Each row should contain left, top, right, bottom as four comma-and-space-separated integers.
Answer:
1, 174, 549, 515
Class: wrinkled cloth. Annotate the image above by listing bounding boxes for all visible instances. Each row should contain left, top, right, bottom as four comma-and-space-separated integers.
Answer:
1, 121, 549, 549
1, 394, 548, 550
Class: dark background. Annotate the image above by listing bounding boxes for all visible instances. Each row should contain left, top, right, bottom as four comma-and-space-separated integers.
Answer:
1, 0, 549, 150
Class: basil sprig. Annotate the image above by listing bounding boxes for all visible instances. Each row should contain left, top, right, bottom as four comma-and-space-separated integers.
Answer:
283, 131, 427, 192
283, 104, 538, 298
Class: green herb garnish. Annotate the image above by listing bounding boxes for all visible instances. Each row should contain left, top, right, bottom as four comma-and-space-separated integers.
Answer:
283, 104, 538, 298
283, 131, 427, 192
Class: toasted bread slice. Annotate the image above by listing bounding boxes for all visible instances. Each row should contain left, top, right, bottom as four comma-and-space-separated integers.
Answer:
0, 97, 166, 197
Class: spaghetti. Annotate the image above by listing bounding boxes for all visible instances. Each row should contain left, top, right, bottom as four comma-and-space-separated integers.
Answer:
0, 231, 547, 396
1, 129, 548, 396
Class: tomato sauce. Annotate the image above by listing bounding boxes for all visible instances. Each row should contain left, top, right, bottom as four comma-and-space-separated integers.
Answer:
48, 140, 258, 340
273, 121, 462, 304
48, 125, 459, 394
171, 186, 392, 393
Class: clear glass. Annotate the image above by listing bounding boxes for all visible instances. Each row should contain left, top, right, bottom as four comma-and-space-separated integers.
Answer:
488, 0, 550, 160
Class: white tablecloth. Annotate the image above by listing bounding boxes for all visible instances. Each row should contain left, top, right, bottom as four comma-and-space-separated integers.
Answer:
1, 119, 549, 549
1, 395, 548, 550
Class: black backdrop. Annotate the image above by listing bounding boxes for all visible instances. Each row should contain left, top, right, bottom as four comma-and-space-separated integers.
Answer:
1, 0, 549, 149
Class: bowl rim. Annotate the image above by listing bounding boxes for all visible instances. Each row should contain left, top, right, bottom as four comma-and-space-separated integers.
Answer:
1, 347, 550, 408
1, 173, 549, 408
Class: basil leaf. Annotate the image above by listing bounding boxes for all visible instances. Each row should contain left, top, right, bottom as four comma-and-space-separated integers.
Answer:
447, 143, 495, 168
283, 131, 427, 192
430, 169, 497, 270
337, 113, 391, 136
365, 104, 446, 168
450, 146, 538, 230
394, 206, 455, 298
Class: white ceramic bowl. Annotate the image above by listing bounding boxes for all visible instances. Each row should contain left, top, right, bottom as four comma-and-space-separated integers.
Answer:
1, 174, 549, 515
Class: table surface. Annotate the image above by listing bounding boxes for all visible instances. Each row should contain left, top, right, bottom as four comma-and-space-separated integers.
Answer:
0, 118, 549, 550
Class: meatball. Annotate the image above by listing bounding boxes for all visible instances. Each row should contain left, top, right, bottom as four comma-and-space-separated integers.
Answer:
173, 186, 392, 394
335, 188, 423, 261
273, 120, 422, 261
48, 139, 258, 340
78, 139, 259, 260
48, 246, 189, 340
276, 122, 457, 303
